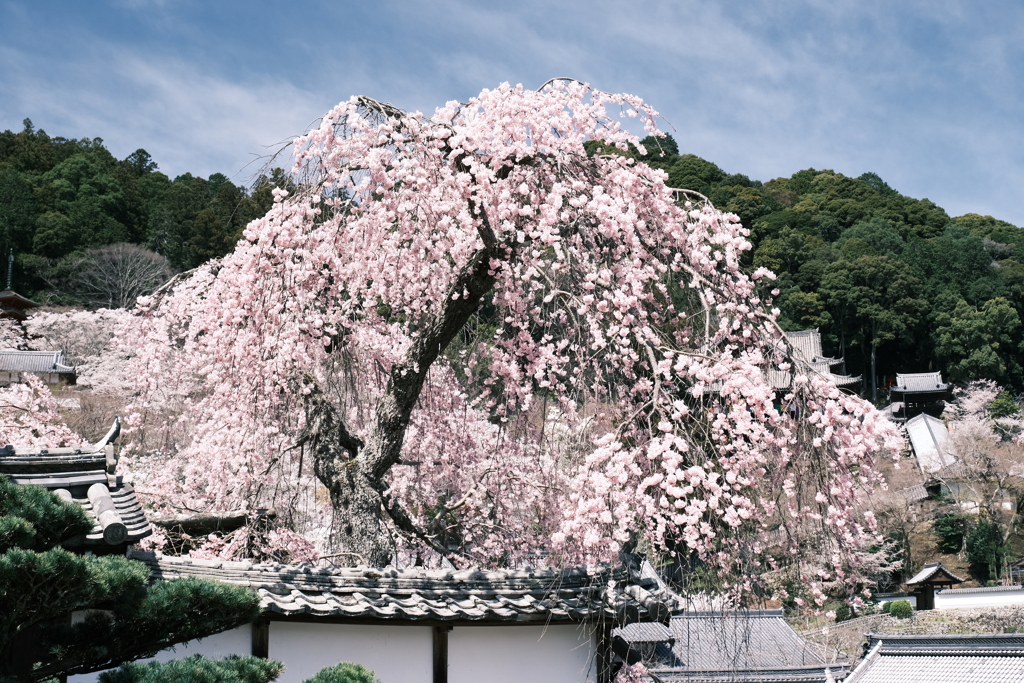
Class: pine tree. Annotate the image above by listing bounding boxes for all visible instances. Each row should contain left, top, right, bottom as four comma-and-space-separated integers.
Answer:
0, 476, 261, 682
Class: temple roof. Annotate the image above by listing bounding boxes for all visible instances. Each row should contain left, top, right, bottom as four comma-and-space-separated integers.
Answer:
0, 421, 150, 549
846, 633, 1024, 683
129, 549, 671, 625
768, 329, 861, 391
891, 372, 952, 396
0, 290, 39, 320
906, 562, 965, 586
905, 414, 957, 474
0, 350, 75, 375
615, 609, 844, 682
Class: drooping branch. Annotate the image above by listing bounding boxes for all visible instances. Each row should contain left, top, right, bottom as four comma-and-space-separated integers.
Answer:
361, 233, 501, 483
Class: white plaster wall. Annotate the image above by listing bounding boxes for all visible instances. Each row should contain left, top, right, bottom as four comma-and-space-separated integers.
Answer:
936, 590, 1024, 609
877, 594, 917, 609
269, 622, 433, 683
448, 624, 596, 683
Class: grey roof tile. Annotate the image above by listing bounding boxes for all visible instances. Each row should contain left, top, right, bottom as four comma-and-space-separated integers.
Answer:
0, 350, 75, 375
129, 549, 669, 624
617, 610, 842, 683
1, 442, 150, 547
846, 634, 1024, 683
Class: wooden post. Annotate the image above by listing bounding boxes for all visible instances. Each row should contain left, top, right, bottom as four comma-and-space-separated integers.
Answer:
251, 618, 270, 659
433, 626, 451, 683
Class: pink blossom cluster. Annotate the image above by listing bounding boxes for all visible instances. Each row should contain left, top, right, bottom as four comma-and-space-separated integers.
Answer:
0, 374, 80, 447
123, 81, 899, 602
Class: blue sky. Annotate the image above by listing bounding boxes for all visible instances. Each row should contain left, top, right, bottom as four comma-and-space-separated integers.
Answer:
2, 0, 1022, 225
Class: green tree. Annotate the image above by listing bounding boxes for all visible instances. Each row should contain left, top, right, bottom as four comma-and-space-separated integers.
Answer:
965, 517, 1007, 583
820, 255, 928, 402
934, 297, 1023, 384
933, 513, 967, 554
0, 476, 260, 682
32, 153, 146, 256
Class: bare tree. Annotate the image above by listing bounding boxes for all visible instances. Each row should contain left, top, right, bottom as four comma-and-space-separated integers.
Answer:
66, 243, 173, 309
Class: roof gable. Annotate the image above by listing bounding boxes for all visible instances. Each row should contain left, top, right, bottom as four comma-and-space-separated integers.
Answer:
906, 562, 965, 586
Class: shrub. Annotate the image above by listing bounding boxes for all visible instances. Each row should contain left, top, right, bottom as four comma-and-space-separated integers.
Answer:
880, 600, 892, 614
302, 663, 381, 683
99, 655, 283, 683
889, 600, 913, 619
834, 603, 852, 622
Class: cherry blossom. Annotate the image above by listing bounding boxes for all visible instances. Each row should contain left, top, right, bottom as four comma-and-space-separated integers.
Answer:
123, 81, 898, 604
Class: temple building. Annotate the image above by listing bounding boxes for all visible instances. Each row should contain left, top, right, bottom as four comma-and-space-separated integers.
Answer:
884, 372, 953, 423
0, 349, 76, 386
768, 329, 860, 392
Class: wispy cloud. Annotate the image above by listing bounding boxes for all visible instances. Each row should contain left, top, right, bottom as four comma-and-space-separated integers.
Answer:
1, 0, 1022, 223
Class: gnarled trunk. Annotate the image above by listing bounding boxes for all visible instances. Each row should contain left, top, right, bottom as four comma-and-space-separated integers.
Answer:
301, 240, 500, 567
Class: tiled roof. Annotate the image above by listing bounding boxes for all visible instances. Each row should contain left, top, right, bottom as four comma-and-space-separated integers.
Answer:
0, 426, 150, 548
894, 372, 950, 393
129, 549, 670, 624
845, 634, 1024, 683
906, 562, 965, 586
615, 610, 843, 682
938, 585, 1024, 595
905, 413, 957, 473
767, 330, 860, 391
0, 350, 75, 374
786, 330, 825, 364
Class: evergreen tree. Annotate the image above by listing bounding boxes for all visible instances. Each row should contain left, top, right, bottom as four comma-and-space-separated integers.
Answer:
0, 476, 260, 682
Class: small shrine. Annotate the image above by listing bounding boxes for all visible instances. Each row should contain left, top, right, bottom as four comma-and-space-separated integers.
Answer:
906, 562, 964, 610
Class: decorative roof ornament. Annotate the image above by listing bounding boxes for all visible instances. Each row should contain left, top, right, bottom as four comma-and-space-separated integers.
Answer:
0, 417, 150, 551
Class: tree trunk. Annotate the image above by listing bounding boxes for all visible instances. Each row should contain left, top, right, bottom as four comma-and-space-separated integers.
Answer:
871, 341, 877, 404
302, 238, 501, 566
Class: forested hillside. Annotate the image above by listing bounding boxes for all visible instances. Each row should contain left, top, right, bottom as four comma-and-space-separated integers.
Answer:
628, 135, 1024, 397
0, 119, 289, 298
2, 118, 1021, 399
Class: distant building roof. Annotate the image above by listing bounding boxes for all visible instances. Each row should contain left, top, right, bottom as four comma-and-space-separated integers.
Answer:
615, 609, 845, 682
769, 330, 861, 391
891, 372, 952, 397
905, 413, 957, 474
906, 562, 964, 586
129, 549, 671, 625
0, 350, 75, 375
0, 290, 39, 321
0, 421, 150, 550
787, 329, 827, 364
846, 633, 1024, 683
